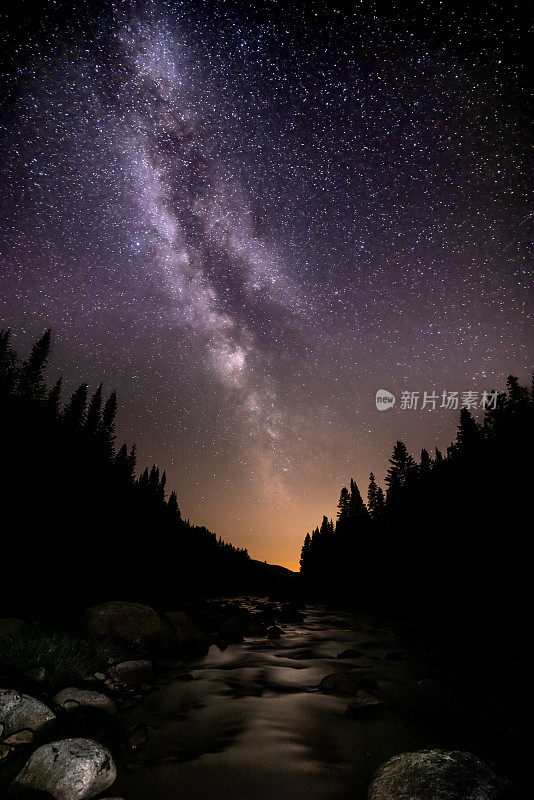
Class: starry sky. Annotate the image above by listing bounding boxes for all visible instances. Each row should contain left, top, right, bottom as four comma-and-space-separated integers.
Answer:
0, 0, 532, 569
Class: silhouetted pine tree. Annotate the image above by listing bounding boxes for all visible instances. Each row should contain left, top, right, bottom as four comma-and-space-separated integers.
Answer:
99, 390, 117, 456
47, 377, 62, 417
300, 532, 311, 573
336, 486, 350, 533
385, 440, 416, 506
167, 490, 181, 520
456, 408, 480, 452
86, 383, 103, 435
17, 329, 51, 401
367, 472, 385, 519
0, 329, 17, 399
63, 383, 88, 427
419, 448, 432, 474
348, 477, 369, 524
319, 515, 334, 537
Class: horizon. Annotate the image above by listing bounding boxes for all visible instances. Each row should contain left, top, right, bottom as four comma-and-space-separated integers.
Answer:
3, 326, 532, 572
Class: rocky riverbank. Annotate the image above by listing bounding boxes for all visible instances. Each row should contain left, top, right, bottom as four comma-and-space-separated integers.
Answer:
0, 600, 529, 799
0, 598, 305, 797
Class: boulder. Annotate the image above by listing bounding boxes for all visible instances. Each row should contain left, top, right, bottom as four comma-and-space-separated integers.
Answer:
0, 618, 27, 642
337, 648, 363, 659
53, 688, 117, 716
318, 673, 378, 695
267, 626, 283, 640
163, 611, 209, 658
126, 722, 149, 751
345, 689, 383, 718
368, 750, 517, 800
0, 689, 55, 737
252, 604, 276, 625
81, 601, 173, 653
11, 738, 116, 799
108, 660, 152, 688
219, 616, 245, 644
245, 621, 267, 637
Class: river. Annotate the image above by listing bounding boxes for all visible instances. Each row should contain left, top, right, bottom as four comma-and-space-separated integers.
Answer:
112, 600, 528, 799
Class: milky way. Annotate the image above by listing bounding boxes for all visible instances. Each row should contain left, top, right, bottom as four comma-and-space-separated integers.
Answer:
0, 1, 532, 567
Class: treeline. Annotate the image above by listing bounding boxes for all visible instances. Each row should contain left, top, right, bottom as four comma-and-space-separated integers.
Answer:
0, 329, 279, 616
300, 377, 534, 629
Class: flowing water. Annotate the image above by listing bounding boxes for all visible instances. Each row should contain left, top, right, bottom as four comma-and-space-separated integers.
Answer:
113, 602, 527, 800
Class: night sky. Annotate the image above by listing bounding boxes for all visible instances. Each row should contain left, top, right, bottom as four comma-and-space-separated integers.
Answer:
0, 0, 532, 569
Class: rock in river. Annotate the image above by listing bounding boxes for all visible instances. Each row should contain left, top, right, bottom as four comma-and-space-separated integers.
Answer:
163, 610, 209, 658
318, 673, 378, 695
0, 689, 55, 737
337, 648, 363, 659
368, 749, 518, 800
3, 730, 35, 745
11, 738, 117, 799
53, 688, 117, 716
219, 616, 245, 644
109, 659, 153, 687
81, 601, 174, 653
345, 689, 382, 718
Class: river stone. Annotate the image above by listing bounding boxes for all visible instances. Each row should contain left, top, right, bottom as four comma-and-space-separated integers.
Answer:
219, 616, 245, 644
245, 620, 268, 637
0, 689, 55, 736
81, 601, 173, 653
319, 673, 378, 695
345, 689, 382, 718
3, 729, 35, 745
163, 611, 209, 658
109, 660, 152, 687
368, 750, 517, 800
337, 648, 363, 659
11, 738, 117, 799
252, 604, 276, 625
126, 722, 149, 751
53, 688, 117, 716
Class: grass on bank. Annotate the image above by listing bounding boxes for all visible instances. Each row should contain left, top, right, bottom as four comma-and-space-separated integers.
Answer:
0, 626, 121, 687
